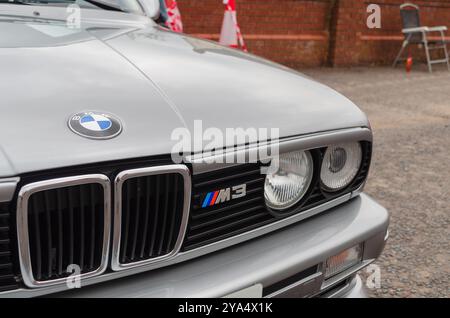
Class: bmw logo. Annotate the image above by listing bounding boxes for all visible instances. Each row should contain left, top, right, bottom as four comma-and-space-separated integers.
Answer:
68, 111, 122, 140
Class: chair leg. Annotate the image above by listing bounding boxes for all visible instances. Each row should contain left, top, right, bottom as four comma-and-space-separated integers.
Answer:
443, 43, 450, 71
438, 30, 450, 71
393, 40, 408, 68
424, 41, 433, 73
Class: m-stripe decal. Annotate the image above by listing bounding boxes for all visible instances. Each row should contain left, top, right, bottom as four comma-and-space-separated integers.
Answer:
210, 191, 220, 206
202, 192, 213, 208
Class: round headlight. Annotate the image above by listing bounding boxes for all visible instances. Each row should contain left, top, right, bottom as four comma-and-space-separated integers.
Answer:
264, 150, 314, 210
320, 142, 362, 192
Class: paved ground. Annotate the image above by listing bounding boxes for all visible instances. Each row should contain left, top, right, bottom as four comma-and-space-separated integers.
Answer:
303, 66, 450, 298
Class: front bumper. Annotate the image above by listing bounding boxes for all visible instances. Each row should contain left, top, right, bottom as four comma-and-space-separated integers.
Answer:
55, 193, 388, 298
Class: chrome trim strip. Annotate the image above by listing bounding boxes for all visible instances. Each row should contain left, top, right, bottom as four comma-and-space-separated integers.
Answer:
0, 177, 20, 203
265, 272, 323, 298
319, 277, 354, 298
111, 165, 192, 272
351, 181, 366, 198
16, 175, 111, 288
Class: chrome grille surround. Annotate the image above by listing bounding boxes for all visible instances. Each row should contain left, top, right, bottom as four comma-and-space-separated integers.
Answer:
111, 165, 191, 271
16, 175, 111, 288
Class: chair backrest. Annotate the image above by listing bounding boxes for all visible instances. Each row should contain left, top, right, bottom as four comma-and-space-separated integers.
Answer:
400, 3, 423, 42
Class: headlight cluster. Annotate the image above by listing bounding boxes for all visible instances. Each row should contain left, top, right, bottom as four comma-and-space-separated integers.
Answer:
264, 142, 363, 211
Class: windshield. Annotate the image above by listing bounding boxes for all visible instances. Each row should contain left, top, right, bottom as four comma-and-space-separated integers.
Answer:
0, 0, 145, 15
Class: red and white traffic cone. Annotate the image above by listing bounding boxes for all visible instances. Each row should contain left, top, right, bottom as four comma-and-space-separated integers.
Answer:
165, 0, 183, 33
219, 0, 247, 52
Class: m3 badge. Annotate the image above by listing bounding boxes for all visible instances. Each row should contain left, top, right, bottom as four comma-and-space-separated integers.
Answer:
201, 184, 247, 208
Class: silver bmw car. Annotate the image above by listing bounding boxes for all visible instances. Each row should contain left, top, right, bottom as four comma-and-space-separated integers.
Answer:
0, 0, 389, 298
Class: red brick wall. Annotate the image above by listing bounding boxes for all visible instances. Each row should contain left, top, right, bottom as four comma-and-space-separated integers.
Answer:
178, 0, 331, 68
176, 0, 450, 67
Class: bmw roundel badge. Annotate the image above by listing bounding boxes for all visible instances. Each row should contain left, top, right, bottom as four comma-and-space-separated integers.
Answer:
68, 111, 122, 140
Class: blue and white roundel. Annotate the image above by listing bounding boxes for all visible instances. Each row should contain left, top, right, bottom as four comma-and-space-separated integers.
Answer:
80, 114, 112, 132
68, 111, 122, 140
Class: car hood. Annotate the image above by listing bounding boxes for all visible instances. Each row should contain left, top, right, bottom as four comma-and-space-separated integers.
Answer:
107, 29, 369, 136
0, 7, 368, 177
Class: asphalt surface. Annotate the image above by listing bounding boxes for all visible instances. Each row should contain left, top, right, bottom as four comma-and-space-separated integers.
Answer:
304, 66, 450, 298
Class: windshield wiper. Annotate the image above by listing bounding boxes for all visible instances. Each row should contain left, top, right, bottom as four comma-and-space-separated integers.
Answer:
83, 0, 125, 12
0, 0, 32, 5
0, 0, 126, 12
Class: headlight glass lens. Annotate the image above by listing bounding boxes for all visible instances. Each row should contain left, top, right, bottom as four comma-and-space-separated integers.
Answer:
264, 150, 313, 210
321, 142, 362, 191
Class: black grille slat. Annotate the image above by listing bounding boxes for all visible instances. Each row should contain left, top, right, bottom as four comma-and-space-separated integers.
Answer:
166, 175, 179, 254
56, 189, 64, 276
31, 196, 43, 280
120, 181, 132, 263
0, 274, 14, 280
185, 217, 274, 251
245, 187, 264, 196
89, 185, 96, 270
27, 183, 105, 282
157, 175, 171, 256
78, 186, 85, 270
190, 204, 266, 232
130, 178, 142, 261
119, 173, 185, 264
139, 178, 151, 259
44, 191, 53, 279
0, 203, 19, 292
194, 167, 262, 189
148, 175, 160, 258
0, 274, 16, 285
192, 196, 263, 220
68, 187, 75, 266
0, 263, 12, 270
0, 285, 18, 292
187, 212, 269, 242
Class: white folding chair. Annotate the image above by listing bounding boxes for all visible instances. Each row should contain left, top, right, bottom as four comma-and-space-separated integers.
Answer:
392, 3, 450, 73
